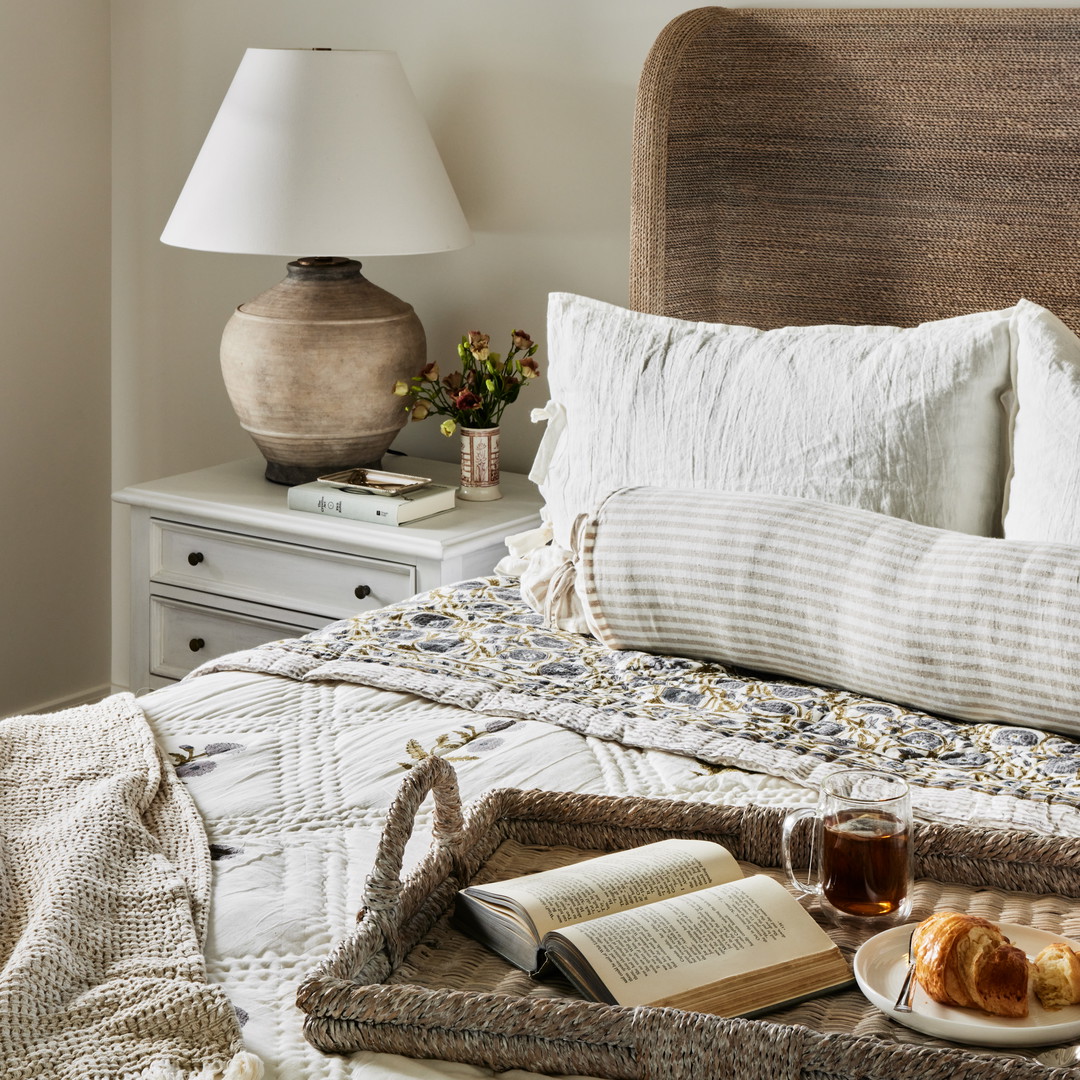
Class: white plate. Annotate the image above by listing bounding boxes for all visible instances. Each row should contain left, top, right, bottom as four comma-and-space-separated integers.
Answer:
854, 922, 1080, 1047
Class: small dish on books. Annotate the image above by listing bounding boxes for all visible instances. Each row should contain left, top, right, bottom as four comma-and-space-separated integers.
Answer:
854, 921, 1080, 1047
317, 467, 431, 497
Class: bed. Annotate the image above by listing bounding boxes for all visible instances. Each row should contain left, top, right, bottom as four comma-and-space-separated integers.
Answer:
14, 7, 1080, 1079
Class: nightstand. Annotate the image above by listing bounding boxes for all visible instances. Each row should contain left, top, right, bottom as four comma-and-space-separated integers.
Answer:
113, 457, 543, 690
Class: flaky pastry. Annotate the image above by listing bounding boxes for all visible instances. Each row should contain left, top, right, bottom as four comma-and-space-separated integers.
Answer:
911, 911, 1029, 1018
1032, 942, 1080, 1010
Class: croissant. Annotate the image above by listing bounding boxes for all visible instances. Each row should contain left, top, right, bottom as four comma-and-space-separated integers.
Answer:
1033, 942, 1080, 1010
911, 911, 1029, 1018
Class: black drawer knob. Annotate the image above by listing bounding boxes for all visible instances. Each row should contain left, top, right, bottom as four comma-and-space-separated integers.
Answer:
354, 585, 372, 600
188, 551, 205, 566
189, 637, 205, 652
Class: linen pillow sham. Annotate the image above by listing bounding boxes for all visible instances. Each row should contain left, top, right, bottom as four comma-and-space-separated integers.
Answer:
1004, 299, 1080, 544
531, 293, 1016, 549
578, 487, 1080, 735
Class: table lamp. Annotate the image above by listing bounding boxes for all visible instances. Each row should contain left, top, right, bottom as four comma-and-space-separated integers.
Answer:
161, 48, 472, 484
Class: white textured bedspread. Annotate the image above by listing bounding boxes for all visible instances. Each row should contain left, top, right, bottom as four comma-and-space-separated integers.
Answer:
140, 669, 816, 1080
144, 579, 1080, 1077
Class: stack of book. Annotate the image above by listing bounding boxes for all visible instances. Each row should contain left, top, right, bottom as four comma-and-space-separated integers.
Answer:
287, 481, 457, 526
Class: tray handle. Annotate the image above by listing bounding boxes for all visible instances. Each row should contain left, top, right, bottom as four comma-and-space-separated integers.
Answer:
362, 755, 466, 930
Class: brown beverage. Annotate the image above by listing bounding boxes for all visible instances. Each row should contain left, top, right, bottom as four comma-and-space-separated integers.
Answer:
821, 808, 910, 917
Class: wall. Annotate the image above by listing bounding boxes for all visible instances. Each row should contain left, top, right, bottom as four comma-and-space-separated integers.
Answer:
0, 0, 111, 715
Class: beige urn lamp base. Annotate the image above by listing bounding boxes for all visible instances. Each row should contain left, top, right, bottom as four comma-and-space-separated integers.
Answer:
159, 47, 473, 487
220, 257, 425, 485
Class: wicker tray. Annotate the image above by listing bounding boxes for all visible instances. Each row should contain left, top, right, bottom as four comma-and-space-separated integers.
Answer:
297, 756, 1080, 1079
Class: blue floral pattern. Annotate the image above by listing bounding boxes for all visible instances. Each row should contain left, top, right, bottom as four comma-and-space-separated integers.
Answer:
195, 577, 1080, 808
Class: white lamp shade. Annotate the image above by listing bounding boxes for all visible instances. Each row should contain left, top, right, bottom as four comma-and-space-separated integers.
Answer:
161, 48, 472, 257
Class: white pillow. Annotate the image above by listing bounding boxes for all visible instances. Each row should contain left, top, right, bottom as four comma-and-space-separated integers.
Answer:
578, 487, 1080, 735
1004, 299, 1080, 544
531, 293, 1016, 549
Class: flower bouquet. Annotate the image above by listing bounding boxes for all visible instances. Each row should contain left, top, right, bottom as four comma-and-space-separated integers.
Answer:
393, 329, 540, 438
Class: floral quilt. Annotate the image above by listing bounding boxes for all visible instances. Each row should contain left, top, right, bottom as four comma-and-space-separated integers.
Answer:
190, 577, 1080, 833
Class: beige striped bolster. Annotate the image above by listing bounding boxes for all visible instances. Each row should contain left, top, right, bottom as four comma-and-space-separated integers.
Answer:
577, 487, 1080, 736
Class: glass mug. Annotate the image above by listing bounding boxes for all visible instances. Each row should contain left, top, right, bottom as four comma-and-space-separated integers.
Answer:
781, 769, 913, 924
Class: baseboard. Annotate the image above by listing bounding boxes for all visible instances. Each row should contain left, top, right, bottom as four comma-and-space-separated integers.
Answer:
26, 683, 114, 716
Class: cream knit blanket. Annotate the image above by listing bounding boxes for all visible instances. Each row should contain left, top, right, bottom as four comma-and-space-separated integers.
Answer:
0, 693, 261, 1079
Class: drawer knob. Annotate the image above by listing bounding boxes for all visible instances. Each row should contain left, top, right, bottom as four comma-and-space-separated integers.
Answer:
354, 585, 372, 600
187, 551, 205, 566
189, 637, 205, 652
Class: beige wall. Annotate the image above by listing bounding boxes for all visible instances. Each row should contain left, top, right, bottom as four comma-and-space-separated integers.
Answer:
0, 1, 111, 715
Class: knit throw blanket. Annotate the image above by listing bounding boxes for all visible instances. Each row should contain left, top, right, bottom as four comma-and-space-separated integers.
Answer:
192, 578, 1080, 837
0, 693, 261, 1080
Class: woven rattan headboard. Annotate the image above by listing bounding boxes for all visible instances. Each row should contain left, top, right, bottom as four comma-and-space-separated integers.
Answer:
630, 7, 1080, 332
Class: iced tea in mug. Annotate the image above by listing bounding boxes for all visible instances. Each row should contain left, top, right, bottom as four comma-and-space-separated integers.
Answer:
782, 770, 912, 923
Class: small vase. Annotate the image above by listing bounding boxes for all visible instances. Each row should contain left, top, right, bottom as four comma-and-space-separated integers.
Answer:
459, 426, 502, 501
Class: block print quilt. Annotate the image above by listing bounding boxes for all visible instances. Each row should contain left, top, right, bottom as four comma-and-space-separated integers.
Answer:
190, 577, 1080, 835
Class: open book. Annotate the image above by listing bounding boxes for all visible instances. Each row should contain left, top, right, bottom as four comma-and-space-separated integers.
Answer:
454, 838, 852, 1017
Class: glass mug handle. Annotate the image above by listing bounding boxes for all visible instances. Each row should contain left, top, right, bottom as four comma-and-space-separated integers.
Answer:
781, 806, 820, 899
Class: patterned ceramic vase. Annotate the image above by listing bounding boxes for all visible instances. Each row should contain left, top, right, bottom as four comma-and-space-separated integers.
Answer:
459, 426, 501, 501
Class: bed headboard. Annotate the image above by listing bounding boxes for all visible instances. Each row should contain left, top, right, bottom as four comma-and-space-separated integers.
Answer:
630, 7, 1080, 332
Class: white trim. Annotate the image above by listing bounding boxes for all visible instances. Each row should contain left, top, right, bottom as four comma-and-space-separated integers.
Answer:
17, 683, 114, 718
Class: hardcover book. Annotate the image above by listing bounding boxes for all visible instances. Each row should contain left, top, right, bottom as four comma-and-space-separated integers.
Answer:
287, 481, 457, 526
454, 838, 852, 1017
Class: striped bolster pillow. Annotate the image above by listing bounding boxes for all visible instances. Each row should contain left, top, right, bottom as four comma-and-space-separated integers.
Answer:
577, 487, 1080, 734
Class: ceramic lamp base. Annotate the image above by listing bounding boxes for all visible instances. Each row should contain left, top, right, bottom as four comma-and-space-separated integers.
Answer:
221, 257, 425, 486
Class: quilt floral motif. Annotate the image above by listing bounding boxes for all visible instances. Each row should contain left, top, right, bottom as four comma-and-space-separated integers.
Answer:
191, 577, 1080, 817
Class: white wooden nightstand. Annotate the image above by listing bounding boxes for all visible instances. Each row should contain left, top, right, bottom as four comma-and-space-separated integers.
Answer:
113, 457, 543, 690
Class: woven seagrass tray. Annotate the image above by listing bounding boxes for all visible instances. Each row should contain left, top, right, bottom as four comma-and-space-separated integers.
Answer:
297, 756, 1080, 1079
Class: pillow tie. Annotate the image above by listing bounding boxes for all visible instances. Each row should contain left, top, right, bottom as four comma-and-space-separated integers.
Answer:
528, 400, 567, 485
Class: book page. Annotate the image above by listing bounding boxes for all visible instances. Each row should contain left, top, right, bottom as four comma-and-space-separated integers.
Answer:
551, 874, 839, 1007
468, 838, 741, 939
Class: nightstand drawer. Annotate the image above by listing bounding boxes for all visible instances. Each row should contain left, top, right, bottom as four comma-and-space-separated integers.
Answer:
150, 595, 324, 680
151, 519, 416, 617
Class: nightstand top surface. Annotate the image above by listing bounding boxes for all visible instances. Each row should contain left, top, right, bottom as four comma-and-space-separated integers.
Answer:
114, 457, 543, 559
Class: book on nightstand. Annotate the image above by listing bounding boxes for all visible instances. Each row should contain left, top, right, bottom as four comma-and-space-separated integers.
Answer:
453, 837, 852, 1018
286, 481, 457, 525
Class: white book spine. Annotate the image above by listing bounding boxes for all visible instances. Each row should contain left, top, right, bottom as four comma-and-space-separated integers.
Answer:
288, 486, 407, 524
286, 483, 456, 525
